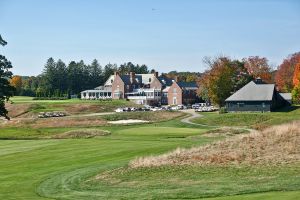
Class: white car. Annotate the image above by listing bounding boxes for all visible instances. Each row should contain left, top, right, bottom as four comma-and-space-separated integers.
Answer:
130, 107, 137, 112
171, 106, 179, 110
115, 108, 124, 113
192, 104, 200, 109
150, 107, 161, 111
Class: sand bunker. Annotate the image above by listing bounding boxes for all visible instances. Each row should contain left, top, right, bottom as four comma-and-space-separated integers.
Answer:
108, 119, 149, 124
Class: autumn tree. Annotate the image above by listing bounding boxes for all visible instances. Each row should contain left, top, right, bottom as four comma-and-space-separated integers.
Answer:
292, 85, 300, 104
293, 62, 300, 87
292, 62, 300, 104
243, 56, 273, 83
198, 56, 252, 106
275, 52, 300, 92
10, 75, 22, 95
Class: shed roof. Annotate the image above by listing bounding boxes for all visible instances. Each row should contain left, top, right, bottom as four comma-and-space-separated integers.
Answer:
279, 93, 292, 101
225, 81, 275, 102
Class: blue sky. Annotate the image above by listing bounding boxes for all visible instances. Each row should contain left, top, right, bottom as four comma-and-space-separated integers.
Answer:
1, 0, 300, 75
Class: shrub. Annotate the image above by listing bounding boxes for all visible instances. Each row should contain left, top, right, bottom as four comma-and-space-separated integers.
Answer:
292, 86, 300, 104
219, 107, 227, 114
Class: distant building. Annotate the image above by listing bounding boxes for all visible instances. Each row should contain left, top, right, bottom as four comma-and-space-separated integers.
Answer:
81, 71, 199, 105
168, 81, 199, 105
225, 80, 289, 112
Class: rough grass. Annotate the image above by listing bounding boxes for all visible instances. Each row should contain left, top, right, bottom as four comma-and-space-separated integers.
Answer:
130, 121, 300, 168
1, 116, 107, 128
50, 129, 111, 139
202, 127, 249, 137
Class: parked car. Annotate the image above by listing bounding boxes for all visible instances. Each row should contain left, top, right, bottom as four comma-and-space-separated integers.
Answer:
161, 105, 171, 111
176, 105, 185, 110
115, 108, 124, 113
171, 106, 179, 110
192, 103, 200, 109
151, 107, 162, 111
195, 105, 219, 112
130, 107, 137, 112
186, 104, 192, 109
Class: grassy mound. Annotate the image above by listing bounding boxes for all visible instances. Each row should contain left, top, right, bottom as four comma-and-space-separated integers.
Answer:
202, 128, 249, 137
130, 121, 300, 167
51, 129, 111, 139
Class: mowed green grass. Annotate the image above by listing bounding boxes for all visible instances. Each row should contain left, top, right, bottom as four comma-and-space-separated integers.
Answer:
0, 125, 299, 199
1, 98, 300, 199
0, 126, 211, 200
192, 105, 300, 129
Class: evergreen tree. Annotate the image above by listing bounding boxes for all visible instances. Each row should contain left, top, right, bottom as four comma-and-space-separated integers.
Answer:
0, 36, 15, 119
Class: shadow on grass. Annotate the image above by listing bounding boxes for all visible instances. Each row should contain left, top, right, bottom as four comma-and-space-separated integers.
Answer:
273, 105, 300, 112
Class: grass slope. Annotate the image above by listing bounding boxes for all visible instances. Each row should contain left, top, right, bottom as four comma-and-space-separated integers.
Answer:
192, 105, 300, 129
0, 124, 299, 199
7, 96, 136, 116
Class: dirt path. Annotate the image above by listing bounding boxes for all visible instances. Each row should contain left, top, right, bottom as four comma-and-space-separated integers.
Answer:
180, 109, 218, 127
180, 109, 255, 132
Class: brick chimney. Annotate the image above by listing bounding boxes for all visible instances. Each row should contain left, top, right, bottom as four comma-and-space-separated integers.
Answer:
174, 76, 178, 82
254, 77, 263, 84
130, 72, 135, 83
114, 71, 120, 76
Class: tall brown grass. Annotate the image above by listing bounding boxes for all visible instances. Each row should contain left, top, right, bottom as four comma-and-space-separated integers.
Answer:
51, 129, 110, 139
130, 121, 300, 168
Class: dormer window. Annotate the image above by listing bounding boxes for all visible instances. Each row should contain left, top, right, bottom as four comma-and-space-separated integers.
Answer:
149, 78, 152, 82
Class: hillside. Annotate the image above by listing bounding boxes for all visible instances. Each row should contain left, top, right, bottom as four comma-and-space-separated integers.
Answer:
130, 121, 300, 167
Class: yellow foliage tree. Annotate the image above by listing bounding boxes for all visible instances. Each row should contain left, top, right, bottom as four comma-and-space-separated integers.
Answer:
10, 75, 22, 95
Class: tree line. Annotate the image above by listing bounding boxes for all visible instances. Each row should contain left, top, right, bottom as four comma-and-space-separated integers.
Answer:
11, 58, 201, 98
198, 53, 300, 106
11, 58, 153, 98
9, 51, 300, 105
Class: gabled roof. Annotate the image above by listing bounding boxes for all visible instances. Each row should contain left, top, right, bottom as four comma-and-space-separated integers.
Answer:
280, 93, 292, 101
158, 76, 173, 86
104, 75, 114, 86
225, 81, 275, 102
136, 74, 155, 84
162, 86, 170, 92
177, 82, 198, 90
119, 75, 131, 85
119, 74, 156, 85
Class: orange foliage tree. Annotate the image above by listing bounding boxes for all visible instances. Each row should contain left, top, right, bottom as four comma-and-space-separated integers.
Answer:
275, 52, 300, 92
243, 56, 273, 83
10, 75, 22, 95
293, 62, 300, 87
